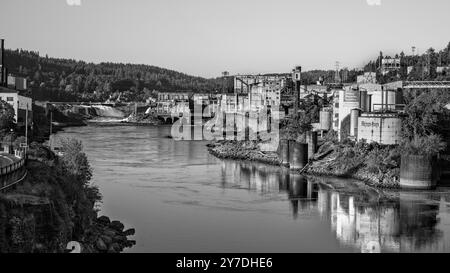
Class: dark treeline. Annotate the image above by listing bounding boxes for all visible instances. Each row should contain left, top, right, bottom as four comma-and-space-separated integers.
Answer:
4, 49, 224, 102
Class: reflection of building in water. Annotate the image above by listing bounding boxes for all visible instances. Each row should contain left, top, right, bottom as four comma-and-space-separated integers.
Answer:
318, 189, 401, 253
317, 188, 450, 253
220, 161, 320, 218
287, 174, 318, 218
219, 161, 450, 253
220, 161, 282, 194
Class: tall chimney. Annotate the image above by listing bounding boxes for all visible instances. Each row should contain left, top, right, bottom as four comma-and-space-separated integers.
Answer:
293, 66, 302, 114
0, 39, 4, 87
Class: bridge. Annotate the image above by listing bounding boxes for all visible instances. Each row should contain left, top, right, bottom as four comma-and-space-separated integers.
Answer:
384, 81, 450, 89
0, 153, 27, 192
403, 81, 450, 89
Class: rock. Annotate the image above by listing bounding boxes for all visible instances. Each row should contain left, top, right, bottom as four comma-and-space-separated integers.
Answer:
114, 234, 128, 244
125, 240, 136, 248
97, 216, 110, 225
96, 238, 107, 252
100, 235, 113, 246
103, 228, 117, 238
108, 243, 121, 253
110, 220, 125, 232
123, 228, 135, 236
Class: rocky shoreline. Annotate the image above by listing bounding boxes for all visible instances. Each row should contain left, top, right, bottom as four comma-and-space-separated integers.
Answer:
84, 216, 136, 253
207, 140, 400, 189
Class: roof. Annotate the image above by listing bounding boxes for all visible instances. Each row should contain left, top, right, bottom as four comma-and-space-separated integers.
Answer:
0, 86, 19, 94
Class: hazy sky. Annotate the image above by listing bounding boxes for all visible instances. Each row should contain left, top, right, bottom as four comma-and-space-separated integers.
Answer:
1, 0, 450, 78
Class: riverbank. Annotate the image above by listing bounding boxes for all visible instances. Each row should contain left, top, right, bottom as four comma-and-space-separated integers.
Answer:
208, 140, 400, 189
0, 141, 136, 253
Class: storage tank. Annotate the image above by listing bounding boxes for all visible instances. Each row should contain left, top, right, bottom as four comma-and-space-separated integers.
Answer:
360, 91, 368, 112
395, 89, 404, 111
386, 90, 397, 111
400, 155, 437, 189
350, 109, 360, 138
319, 111, 332, 131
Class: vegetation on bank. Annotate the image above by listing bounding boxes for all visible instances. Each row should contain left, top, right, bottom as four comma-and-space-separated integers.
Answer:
0, 139, 135, 253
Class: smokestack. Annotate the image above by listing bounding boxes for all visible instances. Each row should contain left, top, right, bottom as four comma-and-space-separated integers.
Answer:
0, 39, 4, 87
293, 66, 302, 114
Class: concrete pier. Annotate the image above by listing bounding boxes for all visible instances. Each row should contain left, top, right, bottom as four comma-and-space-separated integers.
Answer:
289, 141, 308, 170
279, 139, 290, 167
306, 131, 318, 160
400, 155, 437, 189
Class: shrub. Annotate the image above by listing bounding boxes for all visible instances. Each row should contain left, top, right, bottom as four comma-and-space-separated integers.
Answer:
400, 134, 447, 157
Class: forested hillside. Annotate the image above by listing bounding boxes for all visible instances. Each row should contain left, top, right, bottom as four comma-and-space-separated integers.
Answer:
4, 49, 224, 102
363, 42, 450, 83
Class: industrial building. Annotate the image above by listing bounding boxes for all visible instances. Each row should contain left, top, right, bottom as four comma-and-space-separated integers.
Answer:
333, 82, 404, 144
233, 74, 289, 94
357, 112, 402, 145
157, 92, 190, 102
380, 57, 401, 75
7, 75, 27, 91
0, 86, 33, 127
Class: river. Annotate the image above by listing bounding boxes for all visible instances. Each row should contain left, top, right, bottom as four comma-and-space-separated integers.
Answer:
56, 123, 450, 253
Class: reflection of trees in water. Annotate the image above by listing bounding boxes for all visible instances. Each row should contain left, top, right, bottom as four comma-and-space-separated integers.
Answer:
399, 193, 442, 252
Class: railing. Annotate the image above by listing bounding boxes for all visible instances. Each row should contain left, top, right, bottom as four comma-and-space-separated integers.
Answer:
0, 156, 27, 192
371, 104, 406, 112
403, 81, 450, 89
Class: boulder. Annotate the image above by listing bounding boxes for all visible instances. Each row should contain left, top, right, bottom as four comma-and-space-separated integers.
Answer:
100, 235, 113, 246
107, 243, 121, 253
113, 235, 128, 244
97, 216, 111, 225
123, 228, 135, 236
103, 229, 117, 238
96, 238, 107, 252
110, 220, 124, 232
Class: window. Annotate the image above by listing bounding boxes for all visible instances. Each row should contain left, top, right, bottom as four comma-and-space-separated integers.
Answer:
7, 97, 14, 102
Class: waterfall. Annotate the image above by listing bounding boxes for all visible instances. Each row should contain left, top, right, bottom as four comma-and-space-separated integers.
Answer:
91, 105, 125, 118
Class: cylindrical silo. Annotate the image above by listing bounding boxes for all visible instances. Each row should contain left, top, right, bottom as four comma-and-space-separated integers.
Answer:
386, 90, 397, 111
360, 91, 368, 112
366, 94, 373, 113
319, 111, 332, 131
350, 109, 360, 138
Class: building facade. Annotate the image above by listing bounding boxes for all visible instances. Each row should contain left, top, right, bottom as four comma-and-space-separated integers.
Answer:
0, 87, 33, 127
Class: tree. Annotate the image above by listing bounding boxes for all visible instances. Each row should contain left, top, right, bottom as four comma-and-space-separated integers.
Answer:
60, 138, 92, 186
0, 100, 15, 132
402, 89, 450, 139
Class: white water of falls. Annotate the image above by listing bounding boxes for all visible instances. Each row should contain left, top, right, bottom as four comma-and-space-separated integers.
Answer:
91, 105, 125, 118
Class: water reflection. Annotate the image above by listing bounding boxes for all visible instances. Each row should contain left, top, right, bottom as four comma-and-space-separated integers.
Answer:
221, 160, 450, 253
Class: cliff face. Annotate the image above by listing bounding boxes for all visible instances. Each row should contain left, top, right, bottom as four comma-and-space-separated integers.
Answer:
0, 143, 135, 253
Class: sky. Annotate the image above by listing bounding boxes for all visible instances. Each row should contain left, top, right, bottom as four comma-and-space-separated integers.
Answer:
1, 0, 450, 78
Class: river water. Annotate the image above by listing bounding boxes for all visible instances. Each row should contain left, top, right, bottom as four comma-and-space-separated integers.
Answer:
56, 123, 450, 253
